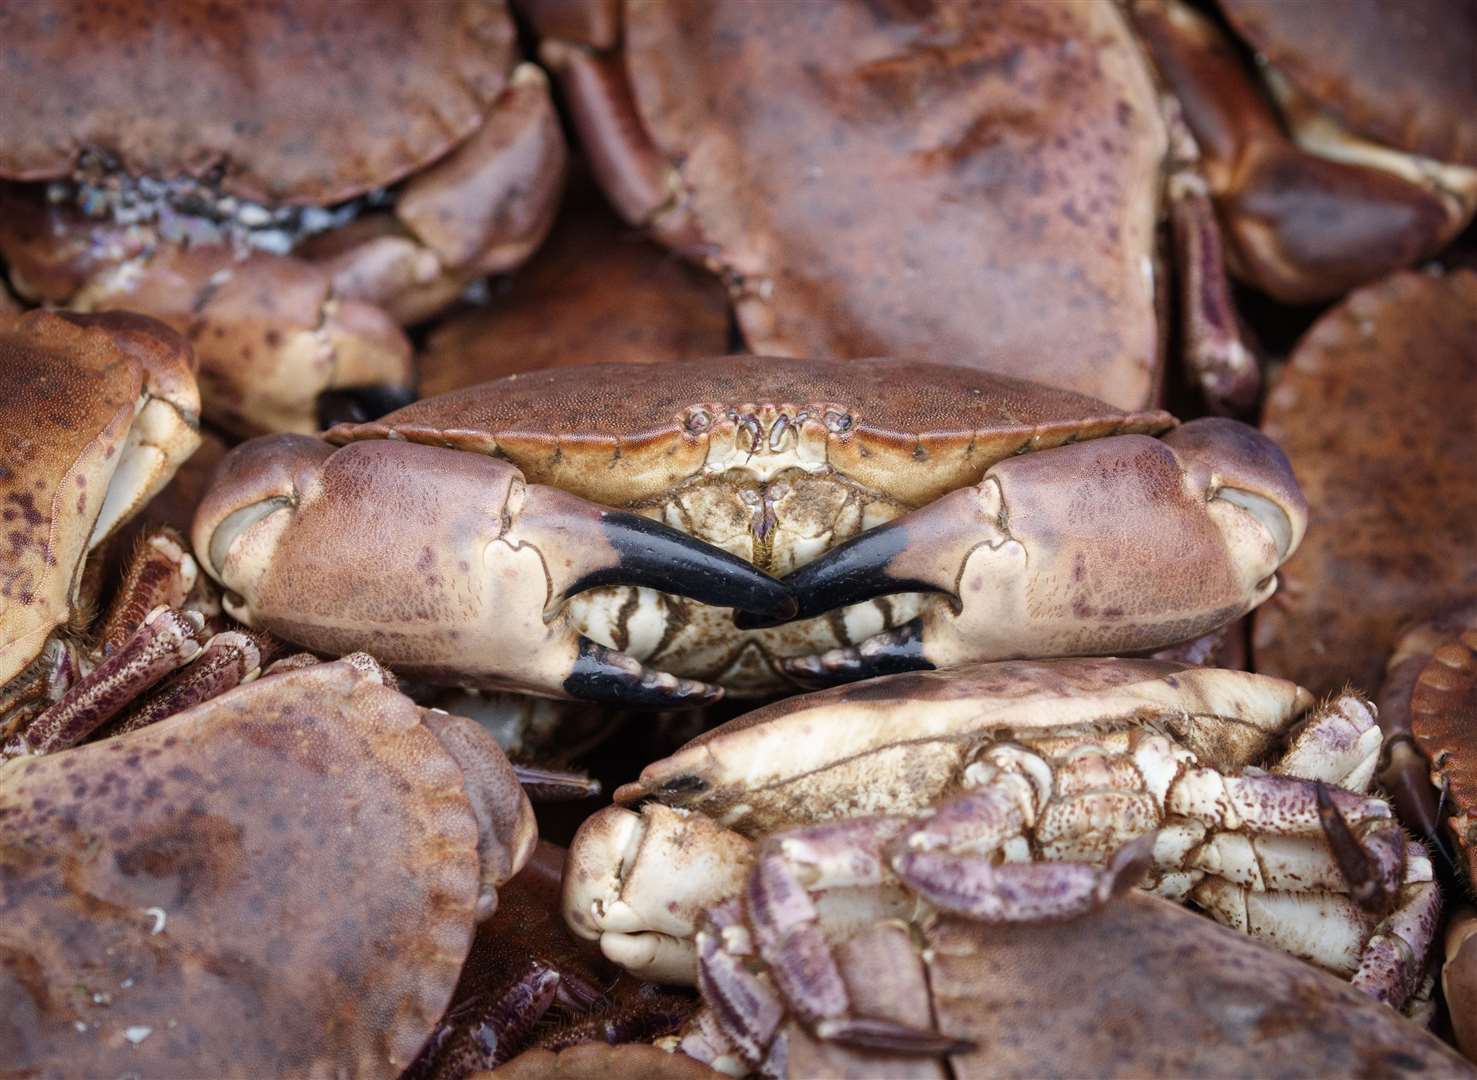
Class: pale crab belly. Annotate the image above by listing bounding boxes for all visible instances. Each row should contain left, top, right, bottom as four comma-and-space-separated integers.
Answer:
568, 587, 930, 695
567, 467, 923, 694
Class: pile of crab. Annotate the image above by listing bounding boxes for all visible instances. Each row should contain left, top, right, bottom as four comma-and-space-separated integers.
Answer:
4, 1, 1477, 1078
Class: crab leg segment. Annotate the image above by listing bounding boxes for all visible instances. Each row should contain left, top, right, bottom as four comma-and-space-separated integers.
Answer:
3, 606, 205, 758
775, 418, 1306, 685
192, 436, 793, 706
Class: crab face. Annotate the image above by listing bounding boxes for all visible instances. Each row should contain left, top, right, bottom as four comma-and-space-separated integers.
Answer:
0, 655, 536, 1078
1136, 0, 1477, 304
530, 0, 1266, 413
193, 358, 1304, 699
0, 311, 200, 729
0, 0, 567, 436
565, 659, 1438, 1031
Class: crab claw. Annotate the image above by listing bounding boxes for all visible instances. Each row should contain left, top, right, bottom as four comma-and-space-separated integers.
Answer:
763, 419, 1305, 685
191, 435, 793, 706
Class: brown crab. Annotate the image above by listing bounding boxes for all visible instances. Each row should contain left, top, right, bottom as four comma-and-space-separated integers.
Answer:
527, 0, 1258, 412
0, 653, 536, 1078
1252, 268, 1477, 698
664, 891, 1472, 1077
0, 310, 201, 733
190, 357, 1304, 704
0, 0, 567, 436
566, 659, 1438, 1033
1135, 0, 1477, 304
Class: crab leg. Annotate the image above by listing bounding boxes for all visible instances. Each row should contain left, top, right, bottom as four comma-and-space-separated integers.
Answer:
192, 436, 795, 706
3, 606, 205, 757
769, 418, 1305, 686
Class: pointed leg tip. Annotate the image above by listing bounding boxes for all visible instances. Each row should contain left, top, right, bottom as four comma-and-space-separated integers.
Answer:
565, 639, 723, 709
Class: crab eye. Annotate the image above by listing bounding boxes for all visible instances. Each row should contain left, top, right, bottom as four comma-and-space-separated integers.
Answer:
824, 410, 853, 433
685, 409, 712, 434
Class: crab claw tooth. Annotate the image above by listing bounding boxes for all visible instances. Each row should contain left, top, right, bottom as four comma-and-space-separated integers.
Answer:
782, 620, 931, 688
1315, 783, 1403, 915
315, 384, 418, 429
541, 504, 796, 622
566, 638, 723, 707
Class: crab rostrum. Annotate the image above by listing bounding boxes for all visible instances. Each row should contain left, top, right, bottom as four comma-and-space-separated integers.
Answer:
191, 358, 1304, 703
529, 0, 1258, 411
1136, 0, 1477, 304
0, 0, 566, 436
565, 658, 1438, 1052
0, 655, 537, 1078
666, 893, 1472, 1078
0, 310, 201, 734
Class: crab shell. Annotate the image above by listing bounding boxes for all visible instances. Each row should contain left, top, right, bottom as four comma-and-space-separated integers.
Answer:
0, 657, 536, 1078
1219, 0, 1476, 168
0, 0, 566, 435
0, 310, 200, 690
1253, 268, 1477, 698
196, 357, 1304, 697
418, 187, 730, 397
537, 0, 1172, 410
732, 896, 1473, 1078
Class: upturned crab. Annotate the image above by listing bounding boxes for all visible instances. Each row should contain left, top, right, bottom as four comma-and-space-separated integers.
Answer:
658, 892, 1473, 1078
527, 0, 1259, 411
563, 658, 1439, 1047
1135, 0, 1477, 304
0, 653, 537, 1078
0, 310, 203, 736
189, 357, 1305, 704
0, 0, 567, 436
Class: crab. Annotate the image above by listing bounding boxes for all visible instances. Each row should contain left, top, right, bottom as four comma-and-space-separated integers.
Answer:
1252, 268, 1477, 699
564, 658, 1439, 1045
0, 310, 202, 734
0, 653, 537, 1078
1135, 0, 1477, 304
190, 357, 1305, 703
661, 891, 1472, 1078
527, 0, 1260, 412
418, 182, 730, 399
0, 0, 567, 436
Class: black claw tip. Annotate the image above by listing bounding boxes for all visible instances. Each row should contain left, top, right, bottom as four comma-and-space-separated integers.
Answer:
316, 384, 418, 428
511, 764, 602, 801
563, 638, 723, 709
736, 519, 944, 630
570, 511, 797, 622
1315, 783, 1395, 914
816, 1017, 977, 1057
782, 618, 932, 689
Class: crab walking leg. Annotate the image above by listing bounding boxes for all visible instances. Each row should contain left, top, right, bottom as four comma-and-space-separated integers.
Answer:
773, 418, 1306, 686
192, 435, 795, 706
1193, 847, 1440, 1009
2, 606, 206, 757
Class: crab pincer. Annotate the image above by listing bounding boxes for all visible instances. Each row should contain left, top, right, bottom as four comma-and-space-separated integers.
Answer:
192, 434, 795, 706
744, 417, 1306, 686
